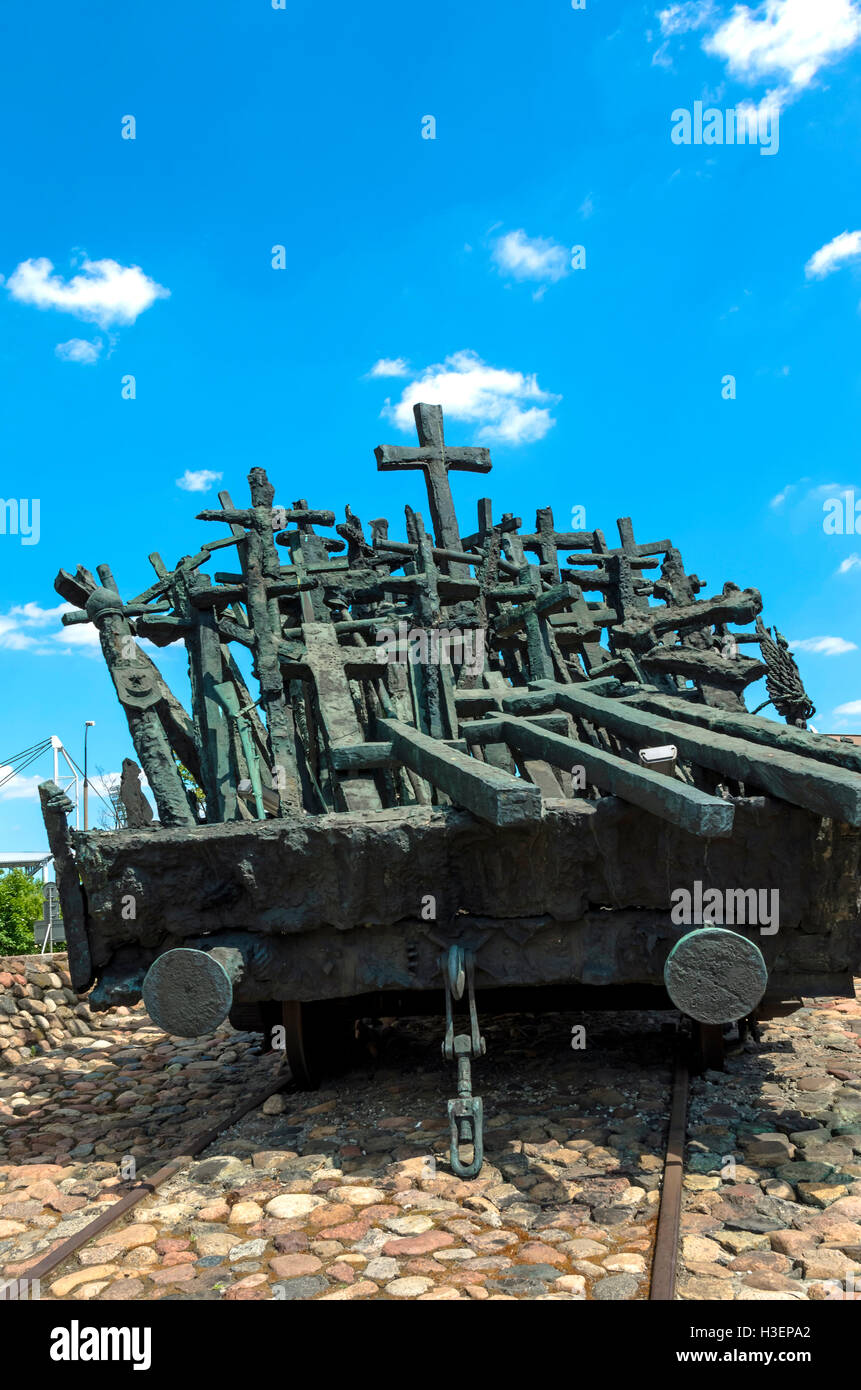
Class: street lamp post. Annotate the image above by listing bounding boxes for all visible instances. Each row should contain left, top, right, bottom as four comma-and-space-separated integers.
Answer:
83, 721, 95, 830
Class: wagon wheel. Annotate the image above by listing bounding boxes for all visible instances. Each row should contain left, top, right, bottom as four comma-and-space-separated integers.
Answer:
282, 1000, 356, 1089
691, 1020, 725, 1072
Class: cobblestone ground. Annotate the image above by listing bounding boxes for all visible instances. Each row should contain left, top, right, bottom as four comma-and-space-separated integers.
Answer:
678, 987, 861, 1302
1, 1007, 672, 1301
1, 983, 860, 1302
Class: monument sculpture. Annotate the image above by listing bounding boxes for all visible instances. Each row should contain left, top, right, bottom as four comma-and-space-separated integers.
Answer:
40, 405, 861, 1176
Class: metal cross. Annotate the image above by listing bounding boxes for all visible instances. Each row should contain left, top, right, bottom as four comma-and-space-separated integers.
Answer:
375, 404, 492, 569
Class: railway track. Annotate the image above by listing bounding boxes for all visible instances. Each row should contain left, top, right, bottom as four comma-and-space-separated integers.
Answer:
21, 1069, 296, 1289
16, 1010, 708, 1302
649, 1049, 690, 1301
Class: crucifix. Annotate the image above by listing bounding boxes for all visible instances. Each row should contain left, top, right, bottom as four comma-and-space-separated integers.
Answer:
519, 507, 613, 674
196, 472, 306, 812
375, 403, 492, 580
605, 517, 672, 615
520, 506, 595, 582
55, 567, 197, 828
492, 568, 579, 683
279, 622, 385, 813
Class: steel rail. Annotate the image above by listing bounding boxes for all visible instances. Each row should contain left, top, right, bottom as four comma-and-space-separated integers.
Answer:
648, 1048, 690, 1301
24, 1068, 293, 1286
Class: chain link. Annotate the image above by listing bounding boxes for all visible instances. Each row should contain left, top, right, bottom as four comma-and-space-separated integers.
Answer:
440, 945, 486, 1179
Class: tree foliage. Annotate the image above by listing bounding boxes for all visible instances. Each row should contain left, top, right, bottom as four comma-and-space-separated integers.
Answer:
0, 869, 44, 955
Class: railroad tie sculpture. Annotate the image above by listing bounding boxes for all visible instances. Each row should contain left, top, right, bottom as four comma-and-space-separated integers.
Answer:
41, 404, 861, 1177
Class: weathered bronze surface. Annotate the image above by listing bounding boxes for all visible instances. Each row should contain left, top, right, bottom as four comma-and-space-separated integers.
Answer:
41, 403, 861, 1034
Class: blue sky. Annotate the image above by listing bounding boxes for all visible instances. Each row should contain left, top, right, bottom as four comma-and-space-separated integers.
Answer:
2, 0, 861, 848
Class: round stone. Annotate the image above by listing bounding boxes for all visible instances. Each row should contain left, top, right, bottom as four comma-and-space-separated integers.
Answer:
142, 949, 234, 1037
664, 927, 768, 1024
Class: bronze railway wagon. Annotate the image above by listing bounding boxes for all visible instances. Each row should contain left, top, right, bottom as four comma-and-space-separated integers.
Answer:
41, 404, 861, 1175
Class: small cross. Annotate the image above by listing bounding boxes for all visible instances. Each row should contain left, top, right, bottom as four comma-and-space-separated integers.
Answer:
521, 506, 595, 582
375, 404, 492, 573
594, 517, 673, 630
493, 566, 579, 681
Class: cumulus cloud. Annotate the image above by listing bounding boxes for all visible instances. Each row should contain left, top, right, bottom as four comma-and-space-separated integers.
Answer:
769, 482, 797, 508
770, 478, 848, 509
89, 771, 122, 800
805, 229, 861, 279
789, 635, 857, 655
0, 601, 101, 655
367, 358, 410, 378
658, 1, 717, 35
6, 256, 169, 328
0, 602, 68, 651
176, 469, 223, 493
378, 349, 560, 446
491, 229, 570, 285
834, 698, 861, 716
56, 622, 102, 650
55, 337, 102, 364
0, 768, 46, 802
703, 0, 861, 96
656, 0, 861, 109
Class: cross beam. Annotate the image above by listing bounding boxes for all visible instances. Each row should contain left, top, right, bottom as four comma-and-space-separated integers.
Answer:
533, 681, 861, 826
375, 404, 491, 570
377, 715, 542, 827
462, 714, 735, 838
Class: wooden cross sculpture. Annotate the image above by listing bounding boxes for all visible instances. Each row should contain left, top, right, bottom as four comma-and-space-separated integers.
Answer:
375, 403, 492, 580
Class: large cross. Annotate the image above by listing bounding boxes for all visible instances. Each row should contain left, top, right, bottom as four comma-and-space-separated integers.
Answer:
375, 404, 492, 575
279, 622, 384, 813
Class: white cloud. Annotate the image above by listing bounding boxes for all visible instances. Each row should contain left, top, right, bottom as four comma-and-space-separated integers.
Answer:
55, 337, 102, 364
55, 622, 102, 650
656, 0, 861, 110
90, 771, 121, 799
0, 764, 122, 807
0, 602, 68, 651
367, 358, 410, 377
805, 229, 861, 279
176, 469, 223, 493
769, 482, 796, 507
0, 601, 102, 655
579, 193, 595, 219
659, 2, 716, 35
838, 554, 861, 574
789, 635, 857, 655
704, 0, 861, 95
770, 478, 849, 510
0, 768, 45, 802
6, 256, 169, 328
491, 230, 570, 285
834, 698, 861, 715
379, 349, 560, 446
6, 601, 68, 626
708, 0, 861, 112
